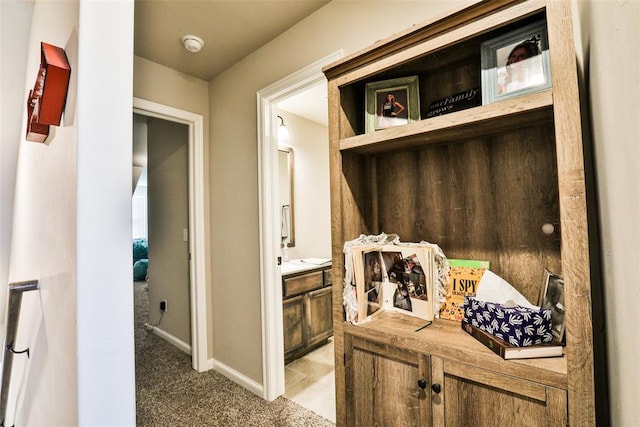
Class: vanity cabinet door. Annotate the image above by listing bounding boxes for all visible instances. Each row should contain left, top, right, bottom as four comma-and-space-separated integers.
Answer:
432, 358, 567, 427
283, 295, 305, 358
345, 334, 432, 427
306, 286, 333, 347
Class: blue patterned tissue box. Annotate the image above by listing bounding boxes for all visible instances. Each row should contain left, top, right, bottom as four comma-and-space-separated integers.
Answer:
463, 297, 554, 347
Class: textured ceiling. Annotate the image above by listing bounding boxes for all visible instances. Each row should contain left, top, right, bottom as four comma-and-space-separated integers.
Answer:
134, 0, 331, 81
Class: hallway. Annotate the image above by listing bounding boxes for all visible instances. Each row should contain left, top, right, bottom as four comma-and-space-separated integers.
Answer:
134, 281, 334, 425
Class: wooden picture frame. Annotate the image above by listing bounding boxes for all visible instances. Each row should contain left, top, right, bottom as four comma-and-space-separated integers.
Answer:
540, 268, 566, 343
365, 76, 420, 133
481, 20, 551, 104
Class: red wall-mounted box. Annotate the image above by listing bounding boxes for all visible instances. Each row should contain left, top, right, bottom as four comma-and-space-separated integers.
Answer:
26, 42, 71, 143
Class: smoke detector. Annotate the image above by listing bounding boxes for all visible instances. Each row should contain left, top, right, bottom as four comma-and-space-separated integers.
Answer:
181, 35, 204, 53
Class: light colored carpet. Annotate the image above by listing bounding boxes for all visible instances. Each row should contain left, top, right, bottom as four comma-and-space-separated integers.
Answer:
134, 281, 335, 426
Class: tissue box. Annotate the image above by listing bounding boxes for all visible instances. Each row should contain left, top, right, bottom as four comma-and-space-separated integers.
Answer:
463, 297, 554, 347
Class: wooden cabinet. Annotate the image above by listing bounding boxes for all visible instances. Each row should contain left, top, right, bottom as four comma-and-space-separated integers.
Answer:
345, 334, 431, 427
283, 265, 333, 363
344, 317, 567, 427
324, 1, 597, 425
438, 358, 566, 427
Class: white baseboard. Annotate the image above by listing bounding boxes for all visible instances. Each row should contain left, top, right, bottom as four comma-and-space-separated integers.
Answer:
144, 323, 191, 355
143, 325, 263, 397
207, 357, 264, 397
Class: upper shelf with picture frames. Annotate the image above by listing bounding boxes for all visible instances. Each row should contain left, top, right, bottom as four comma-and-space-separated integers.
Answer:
325, 3, 560, 155
324, 0, 601, 426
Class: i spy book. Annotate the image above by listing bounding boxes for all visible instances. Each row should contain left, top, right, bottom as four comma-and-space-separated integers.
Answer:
439, 259, 489, 321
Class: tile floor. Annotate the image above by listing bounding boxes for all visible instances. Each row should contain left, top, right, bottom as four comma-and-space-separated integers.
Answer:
284, 338, 336, 424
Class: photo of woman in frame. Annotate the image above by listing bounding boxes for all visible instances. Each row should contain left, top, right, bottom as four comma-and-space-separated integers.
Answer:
496, 35, 546, 95
365, 75, 420, 133
376, 89, 407, 130
481, 20, 552, 104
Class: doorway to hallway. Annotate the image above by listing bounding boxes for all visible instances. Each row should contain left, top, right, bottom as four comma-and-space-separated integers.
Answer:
133, 98, 208, 372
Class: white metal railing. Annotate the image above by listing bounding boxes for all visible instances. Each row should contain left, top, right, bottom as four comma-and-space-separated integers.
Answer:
0, 280, 39, 426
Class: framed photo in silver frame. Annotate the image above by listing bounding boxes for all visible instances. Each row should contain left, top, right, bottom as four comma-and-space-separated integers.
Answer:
481, 20, 552, 104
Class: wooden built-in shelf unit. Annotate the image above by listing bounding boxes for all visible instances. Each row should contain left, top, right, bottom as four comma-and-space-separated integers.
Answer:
324, 0, 596, 425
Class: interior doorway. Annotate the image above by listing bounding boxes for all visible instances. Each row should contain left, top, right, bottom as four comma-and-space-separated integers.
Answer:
256, 51, 341, 408
132, 98, 208, 372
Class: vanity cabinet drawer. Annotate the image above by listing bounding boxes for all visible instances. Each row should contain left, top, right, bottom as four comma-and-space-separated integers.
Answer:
283, 271, 323, 297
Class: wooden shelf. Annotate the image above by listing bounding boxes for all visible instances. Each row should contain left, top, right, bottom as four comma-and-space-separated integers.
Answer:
340, 90, 553, 154
344, 311, 567, 389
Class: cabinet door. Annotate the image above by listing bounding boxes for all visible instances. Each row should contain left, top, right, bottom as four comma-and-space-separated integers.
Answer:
306, 286, 333, 347
431, 358, 567, 427
345, 334, 431, 427
283, 295, 305, 358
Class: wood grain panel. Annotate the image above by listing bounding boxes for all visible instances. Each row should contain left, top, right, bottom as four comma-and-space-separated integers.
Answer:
374, 125, 560, 302
546, 0, 595, 424
444, 373, 551, 427
444, 359, 547, 402
347, 335, 429, 427
330, 0, 545, 87
431, 356, 445, 427
283, 271, 323, 297
328, 76, 348, 427
345, 312, 567, 390
339, 91, 553, 154
307, 286, 333, 346
283, 296, 304, 355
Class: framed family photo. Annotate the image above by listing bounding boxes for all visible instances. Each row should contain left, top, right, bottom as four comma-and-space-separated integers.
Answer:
365, 76, 420, 133
481, 20, 552, 104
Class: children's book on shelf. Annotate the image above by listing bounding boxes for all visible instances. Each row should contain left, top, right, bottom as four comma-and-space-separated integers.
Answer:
350, 243, 436, 324
462, 321, 563, 360
439, 259, 490, 321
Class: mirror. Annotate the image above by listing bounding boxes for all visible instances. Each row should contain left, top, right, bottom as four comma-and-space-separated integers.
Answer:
278, 147, 295, 248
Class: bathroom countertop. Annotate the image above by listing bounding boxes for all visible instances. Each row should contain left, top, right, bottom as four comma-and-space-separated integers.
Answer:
281, 258, 331, 276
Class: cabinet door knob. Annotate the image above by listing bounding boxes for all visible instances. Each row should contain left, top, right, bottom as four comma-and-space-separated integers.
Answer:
417, 379, 427, 389
431, 383, 441, 394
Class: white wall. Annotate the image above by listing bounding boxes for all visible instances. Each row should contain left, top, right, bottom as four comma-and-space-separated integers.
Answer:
4, 0, 136, 424
207, 0, 466, 386
278, 111, 331, 260
75, 1, 136, 423
574, 1, 640, 425
0, 0, 33, 316
6, 2, 80, 424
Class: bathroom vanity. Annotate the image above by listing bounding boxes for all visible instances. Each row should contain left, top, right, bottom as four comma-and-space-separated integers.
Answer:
281, 260, 333, 363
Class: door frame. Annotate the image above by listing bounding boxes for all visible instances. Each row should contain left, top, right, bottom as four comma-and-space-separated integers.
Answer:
133, 97, 208, 372
256, 50, 342, 400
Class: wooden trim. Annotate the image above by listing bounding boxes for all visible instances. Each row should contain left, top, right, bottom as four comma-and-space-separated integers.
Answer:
323, 0, 528, 80
132, 97, 208, 373
328, 76, 348, 427
545, 0, 596, 425
339, 90, 553, 154
431, 356, 445, 427
444, 359, 548, 402
343, 313, 568, 390
334, 0, 545, 88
